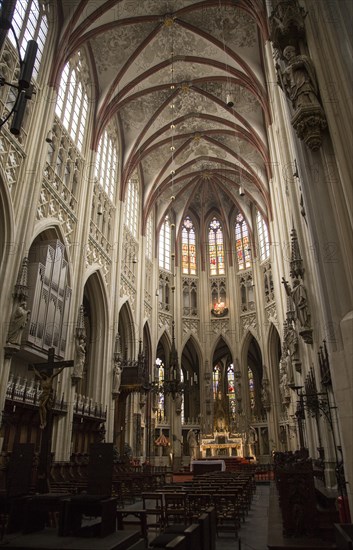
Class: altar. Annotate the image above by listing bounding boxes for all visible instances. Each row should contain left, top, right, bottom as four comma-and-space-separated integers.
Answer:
190, 459, 226, 474
200, 432, 244, 458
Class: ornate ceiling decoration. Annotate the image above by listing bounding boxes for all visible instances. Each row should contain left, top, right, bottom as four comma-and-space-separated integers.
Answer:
55, 0, 270, 234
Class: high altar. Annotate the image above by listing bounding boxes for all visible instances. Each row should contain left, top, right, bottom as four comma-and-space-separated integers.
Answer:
200, 432, 245, 458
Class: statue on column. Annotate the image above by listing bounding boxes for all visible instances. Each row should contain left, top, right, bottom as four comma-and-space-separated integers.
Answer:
270, 1, 327, 150
112, 361, 122, 395
6, 300, 30, 346
187, 429, 198, 460
72, 305, 87, 382
112, 333, 123, 396
279, 358, 291, 406
6, 257, 30, 348
282, 277, 312, 344
73, 335, 86, 379
281, 45, 321, 111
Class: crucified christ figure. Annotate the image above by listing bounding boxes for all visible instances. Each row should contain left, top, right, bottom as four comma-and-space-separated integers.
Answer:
33, 365, 65, 429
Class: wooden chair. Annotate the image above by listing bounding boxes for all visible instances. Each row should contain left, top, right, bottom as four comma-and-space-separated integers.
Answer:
163, 492, 188, 526
213, 493, 241, 538
187, 492, 213, 522
141, 491, 165, 531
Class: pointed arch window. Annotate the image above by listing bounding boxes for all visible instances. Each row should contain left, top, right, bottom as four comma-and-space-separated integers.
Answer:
95, 130, 118, 202
257, 211, 270, 261
155, 358, 165, 420
213, 364, 222, 399
125, 176, 139, 238
208, 218, 225, 275
227, 364, 237, 422
235, 213, 251, 270
182, 216, 196, 275
248, 367, 255, 410
9, 0, 49, 80
55, 53, 88, 151
159, 216, 171, 271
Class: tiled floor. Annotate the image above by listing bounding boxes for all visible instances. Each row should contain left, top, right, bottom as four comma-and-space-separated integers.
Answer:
126, 482, 270, 549
216, 483, 269, 550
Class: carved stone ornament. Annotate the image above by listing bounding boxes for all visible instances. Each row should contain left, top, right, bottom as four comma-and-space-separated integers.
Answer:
5, 258, 30, 351
270, 1, 327, 151
269, 0, 306, 53
72, 305, 87, 383
290, 104, 327, 151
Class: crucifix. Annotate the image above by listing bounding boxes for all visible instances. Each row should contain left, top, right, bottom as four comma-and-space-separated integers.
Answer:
30, 347, 74, 493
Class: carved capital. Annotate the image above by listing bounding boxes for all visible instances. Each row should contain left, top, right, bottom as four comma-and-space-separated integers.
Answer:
291, 105, 327, 151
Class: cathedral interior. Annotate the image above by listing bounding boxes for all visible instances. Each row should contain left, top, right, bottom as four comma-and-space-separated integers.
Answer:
0, 0, 352, 541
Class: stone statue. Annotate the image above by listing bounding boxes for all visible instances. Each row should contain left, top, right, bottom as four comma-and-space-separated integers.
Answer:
33, 365, 65, 429
174, 392, 182, 415
281, 45, 321, 111
261, 383, 271, 410
187, 429, 198, 460
280, 360, 291, 404
6, 300, 30, 346
248, 425, 258, 457
73, 335, 86, 379
282, 277, 311, 329
112, 360, 122, 395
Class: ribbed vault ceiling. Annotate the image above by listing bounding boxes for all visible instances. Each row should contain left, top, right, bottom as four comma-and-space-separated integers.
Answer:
55, 0, 271, 238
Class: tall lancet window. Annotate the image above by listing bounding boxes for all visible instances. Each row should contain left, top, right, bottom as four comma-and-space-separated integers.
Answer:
95, 130, 118, 202
208, 218, 225, 275
55, 52, 88, 151
182, 216, 196, 274
155, 358, 165, 420
125, 176, 139, 237
257, 211, 270, 261
235, 213, 251, 270
248, 367, 255, 410
9, 0, 48, 79
227, 364, 237, 422
159, 215, 171, 271
213, 364, 222, 399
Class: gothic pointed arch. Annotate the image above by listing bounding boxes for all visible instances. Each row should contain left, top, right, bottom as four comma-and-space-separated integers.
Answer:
143, 322, 152, 377
118, 301, 136, 360
211, 337, 234, 433
267, 323, 281, 378
181, 336, 201, 422
82, 270, 109, 400
242, 333, 264, 419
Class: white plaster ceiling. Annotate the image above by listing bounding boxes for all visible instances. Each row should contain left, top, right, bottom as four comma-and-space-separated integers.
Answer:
57, 0, 271, 234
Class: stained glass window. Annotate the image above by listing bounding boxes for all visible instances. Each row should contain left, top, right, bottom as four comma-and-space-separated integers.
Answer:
125, 176, 139, 237
227, 364, 237, 421
95, 130, 118, 202
257, 211, 270, 261
208, 218, 225, 275
159, 216, 171, 271
182, 216, 196, 274
156, 358, 165, 420
235, 213, 251, 270
248, 367, 255, 409
213, 364, 221, 399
